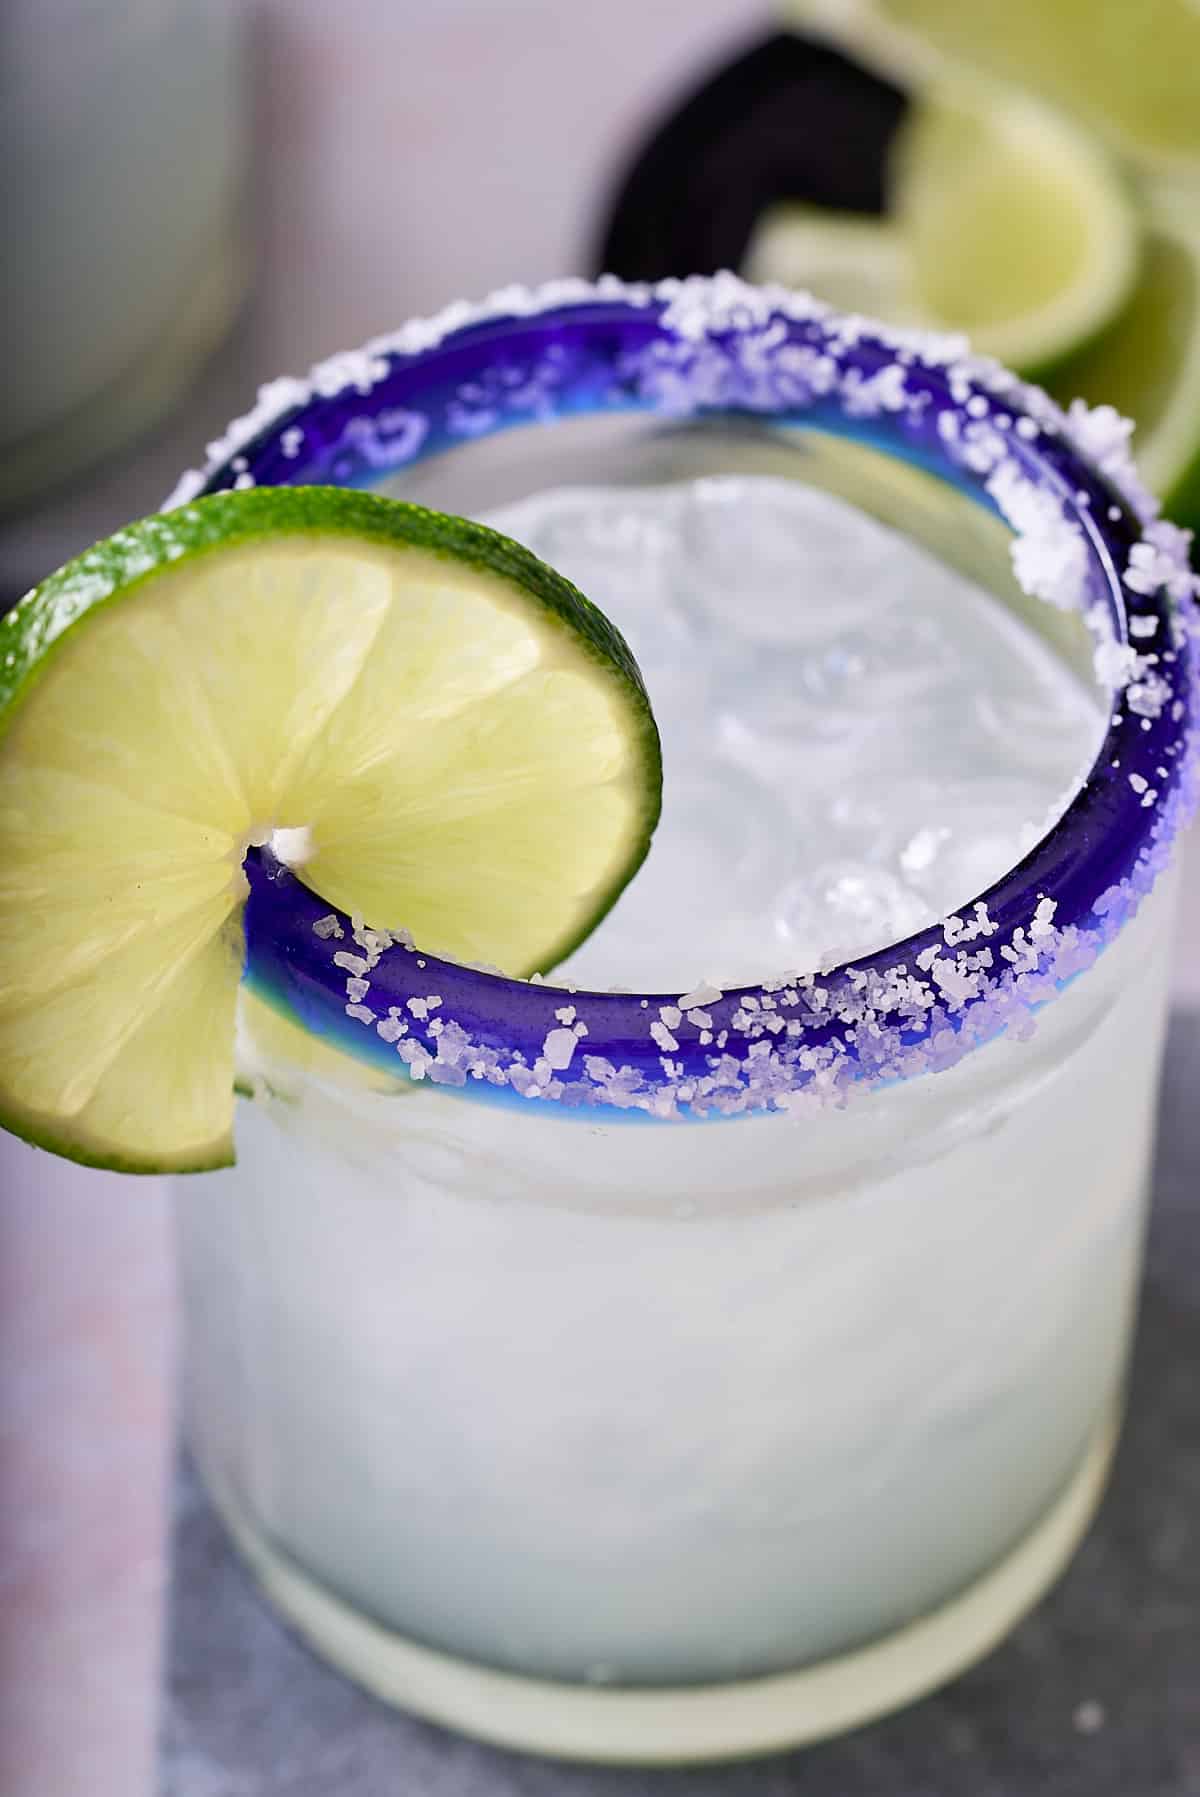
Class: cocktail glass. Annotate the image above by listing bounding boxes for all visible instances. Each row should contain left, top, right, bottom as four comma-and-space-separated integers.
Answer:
171, 276, 1196, 1763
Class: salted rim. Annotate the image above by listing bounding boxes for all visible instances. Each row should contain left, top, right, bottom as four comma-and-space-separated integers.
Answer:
168, 273, 1200, 1121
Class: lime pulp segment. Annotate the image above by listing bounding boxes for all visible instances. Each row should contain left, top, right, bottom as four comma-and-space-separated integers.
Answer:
0, 489, 661, 1171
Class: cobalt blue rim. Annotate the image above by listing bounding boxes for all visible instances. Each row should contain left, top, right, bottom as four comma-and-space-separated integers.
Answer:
171, 275, 1200, 1119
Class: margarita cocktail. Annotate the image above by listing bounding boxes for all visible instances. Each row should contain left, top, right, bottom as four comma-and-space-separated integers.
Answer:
0, 276, 1192, 1767
164, 279, 1197, 1762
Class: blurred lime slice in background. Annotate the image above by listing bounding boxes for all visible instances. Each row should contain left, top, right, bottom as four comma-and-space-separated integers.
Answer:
894, 86, 1137, 376
746, 81, 1138, 377
744, 207, 913, 320
1047, 187, 1200, 528
785, 0, 1200, 173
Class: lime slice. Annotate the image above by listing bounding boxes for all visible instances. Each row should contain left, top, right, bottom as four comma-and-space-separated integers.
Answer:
743, 208, 915, 323
745, 81, 1137, 378
1047, 187, 1200, 529
894, 85, 1138, 377
0, 488, 661, 1172
785, 0, 1200, 174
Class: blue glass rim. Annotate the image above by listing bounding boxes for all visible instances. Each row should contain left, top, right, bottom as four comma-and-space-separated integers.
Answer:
170, 275, 1200, 1120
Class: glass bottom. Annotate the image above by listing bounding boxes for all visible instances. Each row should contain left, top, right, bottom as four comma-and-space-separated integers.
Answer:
201, 1400, 1119, 1767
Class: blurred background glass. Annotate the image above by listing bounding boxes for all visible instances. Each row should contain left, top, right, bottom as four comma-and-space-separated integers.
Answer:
0, 0, 769, 587
0, 0, 247, 513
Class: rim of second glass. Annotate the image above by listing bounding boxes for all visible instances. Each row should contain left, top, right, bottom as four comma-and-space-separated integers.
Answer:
170, 274, 1200, 1121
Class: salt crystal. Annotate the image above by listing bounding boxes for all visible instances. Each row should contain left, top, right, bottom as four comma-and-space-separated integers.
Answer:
333, 951, 370, 977
429, 1061, 467, 1086
399, 1041, 432, 1078
678, 982, 723, 1009
842, 363, 910, 418
1094, 639, 1140, 689
1127, 673, 1170, 719
986, 460, 1087, 610
542, 1027, 578, 1071
1029, 897, 1058, 939
436, 1021, 470, 1062
354, 923, 393, 953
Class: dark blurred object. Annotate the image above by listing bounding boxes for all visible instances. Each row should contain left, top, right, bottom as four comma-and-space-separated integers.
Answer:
594, 31, 907, 282
0, 0, 248, 517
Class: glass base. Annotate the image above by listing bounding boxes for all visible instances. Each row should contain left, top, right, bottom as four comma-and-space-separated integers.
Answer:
203, 1403, 1118, 1767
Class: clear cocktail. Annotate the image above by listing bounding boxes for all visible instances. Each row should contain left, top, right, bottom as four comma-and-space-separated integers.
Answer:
166, 279, 1196, 1761
2, 276, 1190, 1767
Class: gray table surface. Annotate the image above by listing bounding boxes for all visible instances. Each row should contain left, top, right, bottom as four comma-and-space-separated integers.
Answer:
164, 1011, 1200, 1797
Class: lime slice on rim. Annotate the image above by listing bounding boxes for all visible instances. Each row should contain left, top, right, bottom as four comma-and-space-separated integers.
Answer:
745, 81, 1137, 377
1047, 187, 1200, 528
0, 487, 661, 1173
785, 0, 1200, 174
